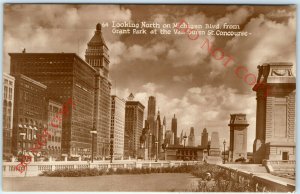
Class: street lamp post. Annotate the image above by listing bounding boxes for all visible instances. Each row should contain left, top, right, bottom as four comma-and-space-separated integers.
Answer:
223, 140, 226, 164
155, 140, 158, 162
90, 130, 97, 163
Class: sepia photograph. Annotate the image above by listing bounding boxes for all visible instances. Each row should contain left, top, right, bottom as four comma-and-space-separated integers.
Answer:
2, 4, 296, 192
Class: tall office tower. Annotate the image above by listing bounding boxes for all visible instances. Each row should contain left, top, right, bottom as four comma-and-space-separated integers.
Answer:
85, 23, 112, 157
171, 114, 178, 145
188, 127, 195, 147
201, 128, 209, 148
147, 96, 156, 157
47, 100, 63, 159
164, 130, 174, 145
162, 116, 166, 140
228, 114, 248, 162
12, 75, 48, 156
3, 73, 15, 159
253, 63, 296, 163
10, 52, 96, 156
155, 111, 163, 153
110, 95, 126, 158
124, 97, 145, 158
179, 130, 183, 145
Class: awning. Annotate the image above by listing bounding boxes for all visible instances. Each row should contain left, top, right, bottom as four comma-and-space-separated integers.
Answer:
29, 126, 33, 130
24, 125, 28, 128
18, 124, 23, 128
33, 127, 38, 131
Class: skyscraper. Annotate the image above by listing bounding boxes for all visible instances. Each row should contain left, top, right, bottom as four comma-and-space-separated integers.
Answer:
147, 96, 156, 157
201, 128, 208, 148
85, 23, 112, 157
155, 111, 163, 153
110, 95, 126, 158
188, 127, 195, 147
10, 53, 96, 156
3, 73, 15, 159
171, 114, 178, 145
124, 95, 145, 158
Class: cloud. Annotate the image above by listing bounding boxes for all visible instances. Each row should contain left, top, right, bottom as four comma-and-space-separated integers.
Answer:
173, 73, 193, 82
3, 4, 132, 72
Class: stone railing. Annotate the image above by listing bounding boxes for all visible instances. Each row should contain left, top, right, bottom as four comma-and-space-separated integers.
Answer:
262, 160, 296, 173
3, 160, 202, 177
218, 164, 295, 192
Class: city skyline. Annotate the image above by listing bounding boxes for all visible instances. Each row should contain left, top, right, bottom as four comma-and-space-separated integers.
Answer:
3, 5, 296, 151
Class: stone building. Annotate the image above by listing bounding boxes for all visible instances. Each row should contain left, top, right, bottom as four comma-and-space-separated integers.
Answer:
201, 128, 208, 148
10, 53, 96, 157
147, 96, 156, 157
253, 62, 296, 163
228, 114, 248, 162
110, 95, 125, 159
2, 73, 15, 159
11, 74, 48, 156
47, 100, 63, 159
85, 23, 112, 157
124, 98, 145, 158
171, 114, 178, 145
188, 127, 195, 147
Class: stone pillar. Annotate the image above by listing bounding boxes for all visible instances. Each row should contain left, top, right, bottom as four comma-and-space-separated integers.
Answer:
253, 63, 296, 163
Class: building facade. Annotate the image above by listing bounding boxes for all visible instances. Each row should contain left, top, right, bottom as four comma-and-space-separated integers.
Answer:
171, 114, 178, 145
147, 96, 156, 157
228, 114, 248, 162
47, 100, 63, 159
85, 23, 112, 157
253, 63, 296, 163
124, 100, 145, 158
3, 73, 15, 159
201, 128, 208, 148
110, 95, 125, 159
12, 74, 48, 157
188, 127, 195, 147
10, 53, 96, 157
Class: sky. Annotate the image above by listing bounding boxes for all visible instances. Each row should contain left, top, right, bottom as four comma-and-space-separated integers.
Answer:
3, 4, 296, 151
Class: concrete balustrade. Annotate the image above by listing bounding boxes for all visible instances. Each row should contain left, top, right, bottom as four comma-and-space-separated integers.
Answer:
3, 160, 200, 177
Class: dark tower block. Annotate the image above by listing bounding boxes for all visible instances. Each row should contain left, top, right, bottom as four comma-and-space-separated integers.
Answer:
85, 23, 112, 157
228, 114, 249, 162
188, 127, 195, 147
147, 96, 156, 157
171, 114, 178, 145
253, 63, 296, 163
201, 128, 208, 148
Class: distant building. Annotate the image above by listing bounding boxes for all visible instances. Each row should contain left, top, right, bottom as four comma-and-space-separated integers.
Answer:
124, 98, 145, 158
155, 111, 163, 153
12, 74, 48, 156
164, 130, 174, 145
3, 73, 15, 159
201, 128, 208, 148
110, 95, 125, 159
147, 96, 156, 157
171, 114, 178, 145
228, 114, 248, 162
47, 100, 63, 159
188, 127, 195, 147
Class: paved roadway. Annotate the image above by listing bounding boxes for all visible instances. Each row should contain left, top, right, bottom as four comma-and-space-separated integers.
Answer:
3, 173, 199, 192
